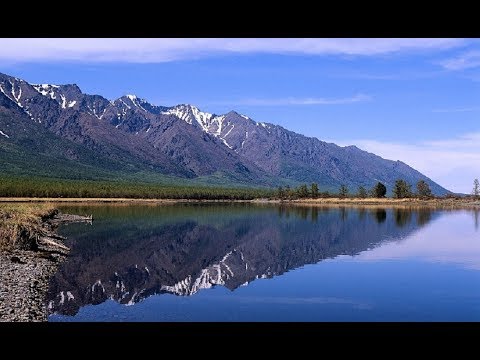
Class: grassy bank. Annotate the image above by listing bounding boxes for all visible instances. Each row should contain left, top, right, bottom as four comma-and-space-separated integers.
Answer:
0, 203, 56, 251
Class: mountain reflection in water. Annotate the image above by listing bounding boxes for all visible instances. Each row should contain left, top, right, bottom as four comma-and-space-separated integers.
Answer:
47, 204, 437, 317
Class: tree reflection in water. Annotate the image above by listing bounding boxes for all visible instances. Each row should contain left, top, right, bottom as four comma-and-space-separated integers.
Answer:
47, 204, 438, 316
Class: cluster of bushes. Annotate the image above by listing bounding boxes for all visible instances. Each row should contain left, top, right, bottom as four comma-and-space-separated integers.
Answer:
276, 179, 434, 199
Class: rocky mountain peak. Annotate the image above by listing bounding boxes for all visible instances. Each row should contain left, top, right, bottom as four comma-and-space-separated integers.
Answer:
161, 104, 214, 131
0, 71, 450, 195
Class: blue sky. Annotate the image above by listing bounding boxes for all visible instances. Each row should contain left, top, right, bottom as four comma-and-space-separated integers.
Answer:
0, 38, 479, 193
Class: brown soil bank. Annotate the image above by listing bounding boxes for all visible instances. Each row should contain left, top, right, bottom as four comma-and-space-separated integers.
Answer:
0, 197, 479, 209
0, 204, 90, 322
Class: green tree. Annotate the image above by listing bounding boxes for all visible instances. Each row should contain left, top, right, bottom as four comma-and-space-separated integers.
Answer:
339, 184, 349, 198
393, 179, 412, 199
311, 183, 319, 198
357, 185, 368, 198
416, 180, 433, 199
473, 178, 480, 198
371, 182, 387, 198
277, 186, 285, 199
285, 185, 292, 199
297, 184, 309, 198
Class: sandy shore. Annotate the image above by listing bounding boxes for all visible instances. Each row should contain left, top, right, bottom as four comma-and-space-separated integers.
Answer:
0, 197, 478, 209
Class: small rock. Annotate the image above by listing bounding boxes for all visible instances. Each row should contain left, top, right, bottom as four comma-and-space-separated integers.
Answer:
10, 256, 25, 264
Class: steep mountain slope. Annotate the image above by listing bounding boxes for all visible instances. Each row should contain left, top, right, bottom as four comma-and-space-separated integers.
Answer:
101, 99, 266, 180
0, 74, 190, 177
160, 105, 448, 194
0, 72, 449, 194
0, 73, 265, 183
0, 91, 131, 180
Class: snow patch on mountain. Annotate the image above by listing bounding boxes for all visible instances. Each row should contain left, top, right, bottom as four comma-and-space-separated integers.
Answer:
0, 82, 24, 109
161, 250, 240, 296
212, 115, 225, 136
119, 98, 131, 110
121, 95, 150, 113
60, 94, 67, 109
162, 104, 214, 132
32, 84, 58, 100
91, 279, 105, 293
223, 123, 235, 138
126, 292, 138, 306
163, 105, 244, 149
10, 81, 22, 103
241, 131, 248, 148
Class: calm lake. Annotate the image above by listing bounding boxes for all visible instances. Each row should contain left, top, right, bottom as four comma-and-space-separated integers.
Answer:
47, 204, 480, 322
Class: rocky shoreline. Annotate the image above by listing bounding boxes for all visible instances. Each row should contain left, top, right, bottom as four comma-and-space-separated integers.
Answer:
0, 248, 67, 321
0, 211, 91, 322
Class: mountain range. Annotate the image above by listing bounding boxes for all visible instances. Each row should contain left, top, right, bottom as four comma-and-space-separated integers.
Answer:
0, 72, 449, 195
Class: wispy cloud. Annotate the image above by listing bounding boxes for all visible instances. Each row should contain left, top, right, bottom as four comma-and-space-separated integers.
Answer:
423, 132, 480, 148
0, 38, 466, 63
334, 132, 480, 194
215, 94, 371, 106
432, 107, 480, 113
332, 70, 447, 81
439, 50, 480, 70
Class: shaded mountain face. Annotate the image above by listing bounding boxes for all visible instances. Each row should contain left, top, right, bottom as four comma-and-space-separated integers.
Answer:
190, 110, 447, 194
46, 204, 437, 316
0, 73, 265, 182
0, 74, 188, 177
0, 89, 150, 179
0, 72, 449, 193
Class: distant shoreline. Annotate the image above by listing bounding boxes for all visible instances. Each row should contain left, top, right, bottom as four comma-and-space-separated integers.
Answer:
288, 197, 480, 208
0, 197, 478, 208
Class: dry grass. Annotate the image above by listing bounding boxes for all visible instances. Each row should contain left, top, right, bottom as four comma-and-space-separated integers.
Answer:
290, 197, 480, 209
0, 203, 56, 251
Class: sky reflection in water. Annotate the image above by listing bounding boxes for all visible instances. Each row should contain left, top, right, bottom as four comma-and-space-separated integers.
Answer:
48, 205, 480, 322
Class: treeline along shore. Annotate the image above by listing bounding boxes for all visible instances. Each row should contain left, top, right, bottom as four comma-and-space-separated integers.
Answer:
0, 176, 272, 200
1, 175, 478, 202
0, 176, 479, 208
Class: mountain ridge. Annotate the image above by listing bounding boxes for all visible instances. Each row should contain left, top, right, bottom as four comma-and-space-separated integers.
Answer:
0, 72, 449, 195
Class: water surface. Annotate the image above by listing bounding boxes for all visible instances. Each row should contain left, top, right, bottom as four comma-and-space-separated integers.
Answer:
47, 204, 480, 321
